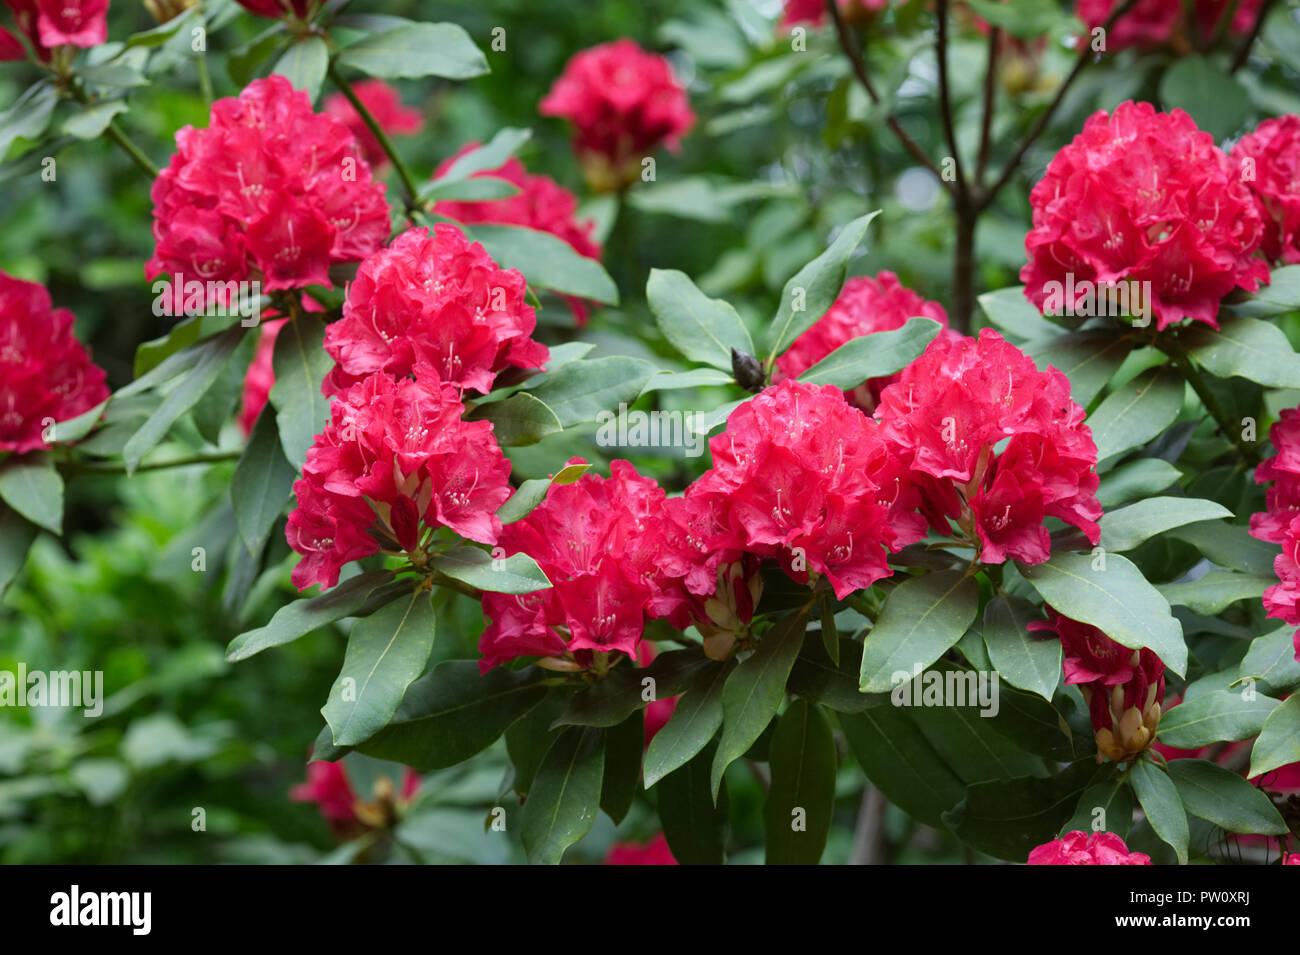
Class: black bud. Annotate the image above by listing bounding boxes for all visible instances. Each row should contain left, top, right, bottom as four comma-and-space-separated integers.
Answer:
731, 348, 766, 393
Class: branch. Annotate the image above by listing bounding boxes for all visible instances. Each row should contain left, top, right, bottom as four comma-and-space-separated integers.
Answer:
326, 60, 420, 215
935, 0, 967, 198
1229, 0, 1276, 73
975, 27, 1000, 187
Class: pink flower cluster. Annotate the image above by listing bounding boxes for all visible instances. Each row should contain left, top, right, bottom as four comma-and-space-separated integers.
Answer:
0, 271, 109, 454
1075, 0, 1262, 51
540, 39, 694, 192
1028, 831, 1151, 865
323, 79, 422, 171
147, 75, 390, 300
1022, 101, 1267, 331
1, 0, 108, 58
775, 271, 954, 412
1250, 408, 1300, 663
1232, 116, 1300, 266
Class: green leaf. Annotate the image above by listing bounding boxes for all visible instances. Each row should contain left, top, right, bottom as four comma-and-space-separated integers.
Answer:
465, 392, 561, 447
421, 128, 531, 194
965, 0, 1067, 38
1156, 690, 1280, 749
269, 315, 333, 470
1167, 759, 1288, 835
907, 696, 1045, 782
646, 268, 754, 372
1157, 570, 1271, 615
1129, 759, 1189, 864
520, 725, 604, 864
657, 740, 728, 864
1159, 55, 1250, 141
710, 611, 807, 799
554, 650, 712, 729
1098, 497, 1232, 552
551, 461, 591, 484
430, 546, 551, 594
1096, 458, 1182, 509
336, 22, 489, 80
504, 688, 569, 796
497, 478, 551, 525
0, 454, 62, 535
1062, 774, 1133, 838
62, 100, 127, 139
45, 399, 108, 445
643, 660, 733, 788
419, 176, 519, 203
859, 570, 980, 693
0, 83, 57, 159
982, 594, 1058, 701
133, 312, 241, 378
977, 286, 1062, 343
763, 212, 879, 359
1181, 315, 1300, 388
1238, 624, 1300, 694
1247, 694, 1300, 779
942, 760, 1096, 861
525, 357, 656, 428
358, 661, 549, 771
797, 318, 941, 390
230, 405, 296, 555
0, 507, 37, 594
1228, 265, 1300, 318
1018, 552, 1187, 676
788, 638, 882, 713
1087, 365, 1184, 462
471, 224, 618, 304
837, 707, 964, 828
599, 712, 643, 826
225, 569, 396, 662
764, 700, 836, 865
1026, 331, 1134, 407
321, 588, 437, 747
1168, 521, 1278, 576
273, 36, 328, 102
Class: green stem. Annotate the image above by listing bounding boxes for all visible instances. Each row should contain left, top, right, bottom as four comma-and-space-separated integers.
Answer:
104, 120, 160, 179
70, 450, 240, 476
1160, 337, 1260, 466
327, 60, 419, 215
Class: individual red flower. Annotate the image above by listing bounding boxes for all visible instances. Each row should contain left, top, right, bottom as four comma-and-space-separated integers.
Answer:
478, 459, 665, 673
286, 365, 512, 591
237, 317, 286, 437
291, 759, 419, 841
432, 145, 603, 323
540, 39, 694, 193
873, 329, 1101, 564
1250, 406, 1300, 661
323, 79, 422, 171
779, 0, 888, 28
5, 0, 109, 50
1028, 830, 1151, 865
322, 224, 548, 397
1074, 0, 1262, 51
604, 833, 678, 865
0, 270, 109, 454
691, 378, 925, 601
1029, 608, 1165, 762
775, 271, 954, 413
1021, 101, 1267, 331
147, 75, 390, 305
234, 0, 313, 19
0, 24, 26, 58
1232, 115, 1300, 266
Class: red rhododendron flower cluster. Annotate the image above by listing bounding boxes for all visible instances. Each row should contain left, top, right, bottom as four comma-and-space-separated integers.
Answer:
1021, 101, 1267, 331
0, 270, 109, 454
1232, 115, 1300, 266
540, 39, 694, 193
775, 271, 954, 412
147, 75, 390, 301
603, 833, 678, 865
237, 317, 286, 438
291, 759, 419, 841
323, 79, 422, 171
1029, 608, 1165, 762
873, 329, 1101, 565
234, 0, 313, 19
1027, 830, 1152, 865
478, 459, 665, 673
779, 0, 888, 28
322, 224, 548, 396
286, 365, 512, 591
1251, 408, 1300, 661
1075, 0, 1261, 51
2, 0, 108, 55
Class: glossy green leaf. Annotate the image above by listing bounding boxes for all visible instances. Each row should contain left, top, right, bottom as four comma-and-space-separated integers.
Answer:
1181, 315, 1300, 388
859, 570, 980, 693
1129, 759, 1188, 864
1026, 331, 1134, 407
465, 392, 562, 447
657, 741, 728, 865
837, 708, 965, 828
982, 594, 1057, 701
472, 224, 618, 304
520, 725, 604, 864
797, 318, 940, 390
336, 23, 489, 80
1087, 365, 1184, 462
230, 405, 296, 554
600, 712, 643, 826
1157, 570, 1271, 616
1156, 690, 1279, 749
1248, 694, 1300, 779
1096, 458, 1182, 509
643, 660, 732, 788
764, 700, 836, 865
273, 36, 328, 101
1062, 774, 1133, 838
1098, 497, 1232, 552
647, 268, 754, 372
1238, 624, 1300, 693
0, 454, 62, 535
943, 760, 1095, 861
269, 315, 333, 470
555, 649, 712, 729
1167, 759, 1288, 835
430, 546, 551, 594
525, 357, 657, 428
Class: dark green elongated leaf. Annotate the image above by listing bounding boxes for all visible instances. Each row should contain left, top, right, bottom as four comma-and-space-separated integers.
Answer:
0, 454, 62, 535
358, 661, 549, 771
336, 22, 489, 80
133, 312, 240, 378
798, 318, 940, 390
225, 569, 396, 661
123, 326, 242, 471
1026, 331, 1133, 407
525, 356, 656, 428
837, 708, 965, 828
1062, 774, 1133, 838
764, 700, 836, 865
555, 650, 713, 729
789, 638, 883, 713
982, 593, 1057, 701
1167, 759, 1288, 835
643, 660, 733, 788
942, 760, 1095, 861
600, 712, 644, 826
465, 392, 561, 447
1158, 54, 1248, 141
1181, 315, 1300, 388
472, 224, 617, 303
230, 406, 296, 555
0, 507, 37, 594
1018, 552, 1187, 676
819, 597, 839, 666
977, 286, 1062, 342
430, 546, 551, 594
45, 399, 108, 445
504, 688, 570, 797
0, 82, 56, 159
1248, 694, 1300, 779
420, 176, 519, 203
763, 212, 879, 358
1238, 624, 1300, 693
907, 700, 1044, 783
421, 128, 531, 193
1087, 365, 1184, 462
62, 100, 127, 139
1156, 690, 1279, 749
1096, 458, 1182, 509
497, 478, 551, 524
321, 588, 437, 746
988, 681, 1093, 762
311, 723, 349, 762
1099, 497, 1232, 552
273, 36, 328, 101
859, 570, 979, 693
1169, 521, 1278, 576
520, 725, 604, 864
270, 315, 333, 469
647, 268, 754, 372
657, 740, 728, 865
1227, 265, 1300, 317
965, 0, 1067, 38
1129, 759, 1189, 864
1157, 570, 1271, 616
710, 612, 808, 799
641, 368, 735, 392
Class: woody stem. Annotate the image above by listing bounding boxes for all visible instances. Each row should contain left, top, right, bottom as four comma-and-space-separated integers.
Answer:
326, 60, 420, 215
